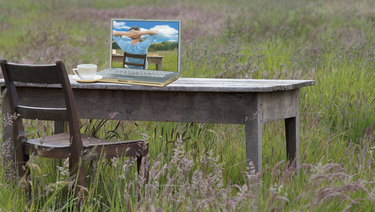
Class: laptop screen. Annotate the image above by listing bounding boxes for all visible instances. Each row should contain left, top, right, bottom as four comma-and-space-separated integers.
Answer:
110, 19, 181, 73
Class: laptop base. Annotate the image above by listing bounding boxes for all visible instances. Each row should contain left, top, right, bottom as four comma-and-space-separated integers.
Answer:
97, 74, 180, 87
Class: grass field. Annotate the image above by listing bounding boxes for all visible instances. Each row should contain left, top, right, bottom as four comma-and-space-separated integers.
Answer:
1, 0, 375, 211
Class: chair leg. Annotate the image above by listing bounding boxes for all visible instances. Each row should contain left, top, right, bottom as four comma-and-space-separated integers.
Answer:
15, 137, 29, 178
69, 158, 87, 186
16, 153, 31, 200
69, 157, 88, 210
16, 154, 29, 178
136, 155, 142, 175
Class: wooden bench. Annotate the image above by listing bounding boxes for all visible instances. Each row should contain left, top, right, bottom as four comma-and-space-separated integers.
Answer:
1, 77, 314, 172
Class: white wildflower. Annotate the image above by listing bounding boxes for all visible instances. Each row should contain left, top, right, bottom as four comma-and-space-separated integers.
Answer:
57, 157, 69, 179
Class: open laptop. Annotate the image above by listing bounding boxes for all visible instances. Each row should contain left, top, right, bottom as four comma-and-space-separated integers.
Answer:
96, 18, 181, 87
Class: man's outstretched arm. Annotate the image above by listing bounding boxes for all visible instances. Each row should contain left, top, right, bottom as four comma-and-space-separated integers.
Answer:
113, 31, 131, 37
113, 29, 159, 38
133, 29, 159, 37
136, 30, 159, 50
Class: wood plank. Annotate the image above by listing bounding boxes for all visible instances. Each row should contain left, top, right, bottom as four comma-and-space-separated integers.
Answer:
23, 132, 145, 159
25, 132, 141, 148
285, 93, 300, 168
54, 121, 69, 134
16, 105, 68, 121
259, 89, 299, 123
0, 78, 315, 93
14, 88, 247, 124
72, 78, 315, 92
0, 77, 313, 174
2, 63, 62, 84
244, 93, 263, 172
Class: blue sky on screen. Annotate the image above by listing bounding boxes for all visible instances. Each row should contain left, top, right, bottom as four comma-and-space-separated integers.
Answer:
113, 20, 179, 43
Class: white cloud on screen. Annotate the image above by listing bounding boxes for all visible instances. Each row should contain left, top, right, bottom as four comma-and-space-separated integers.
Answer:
151, 25, 178, 42
113, 25, 150, 40
113, 23, 178, 42
113, 21, 130, 30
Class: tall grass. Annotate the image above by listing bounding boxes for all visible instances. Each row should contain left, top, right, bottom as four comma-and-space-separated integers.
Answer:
1, 0, 375, 211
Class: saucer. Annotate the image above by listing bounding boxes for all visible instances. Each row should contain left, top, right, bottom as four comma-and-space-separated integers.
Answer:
73, 75, 103, 83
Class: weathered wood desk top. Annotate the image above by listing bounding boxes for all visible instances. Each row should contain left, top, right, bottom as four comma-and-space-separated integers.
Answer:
3, 77, 313, 92
1, 77, 315, 172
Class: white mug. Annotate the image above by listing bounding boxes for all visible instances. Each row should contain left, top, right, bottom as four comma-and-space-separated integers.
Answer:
73, 64, 97, 79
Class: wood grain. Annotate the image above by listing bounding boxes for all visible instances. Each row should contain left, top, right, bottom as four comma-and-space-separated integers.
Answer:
0, 76, 314, 173
0, 59, 149, 189
0, 77, 315, 93
245, 93, 263, 172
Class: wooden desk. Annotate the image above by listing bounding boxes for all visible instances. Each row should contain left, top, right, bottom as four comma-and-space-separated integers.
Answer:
112, 54, 165, 70
1, 78, 314, 172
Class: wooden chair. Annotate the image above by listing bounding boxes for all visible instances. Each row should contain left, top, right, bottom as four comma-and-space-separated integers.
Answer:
123, 52, 147, 69
0, 59, 148, 189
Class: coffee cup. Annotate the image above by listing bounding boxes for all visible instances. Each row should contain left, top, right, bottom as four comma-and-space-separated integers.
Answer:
73, 64, 97, 79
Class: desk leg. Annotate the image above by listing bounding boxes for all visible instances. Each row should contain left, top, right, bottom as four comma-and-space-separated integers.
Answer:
55, 121, 69, 134
285, 116, 299, 168
245, 94, 263, 173
1, 91, 15, 176
158, 62, 162, 71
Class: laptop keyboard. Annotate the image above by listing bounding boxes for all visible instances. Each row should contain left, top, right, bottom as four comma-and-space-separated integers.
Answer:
108, 68, 167, 78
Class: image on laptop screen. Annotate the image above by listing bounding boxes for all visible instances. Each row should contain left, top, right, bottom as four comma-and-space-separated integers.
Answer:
95, 19, 181, 87
110, 19, 181, 73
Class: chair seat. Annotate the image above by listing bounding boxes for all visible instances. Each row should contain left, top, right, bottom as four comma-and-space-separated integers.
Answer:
23, 132, 148, 159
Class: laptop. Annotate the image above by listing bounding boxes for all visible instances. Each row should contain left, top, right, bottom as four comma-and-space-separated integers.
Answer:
96, 18, 181, 87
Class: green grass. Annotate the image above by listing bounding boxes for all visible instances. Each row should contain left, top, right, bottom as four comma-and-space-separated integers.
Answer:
147, 50, 178, 72
2, 0, 375, 211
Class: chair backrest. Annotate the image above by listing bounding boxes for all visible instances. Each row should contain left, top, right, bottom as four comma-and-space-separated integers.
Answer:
0, 59, 84, 160
123, 52, 147, 69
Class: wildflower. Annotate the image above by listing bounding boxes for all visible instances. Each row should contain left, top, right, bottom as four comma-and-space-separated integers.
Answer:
57, 157, 70, 179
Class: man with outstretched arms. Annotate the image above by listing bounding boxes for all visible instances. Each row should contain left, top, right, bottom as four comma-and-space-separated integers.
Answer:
113, 26, 159, 69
